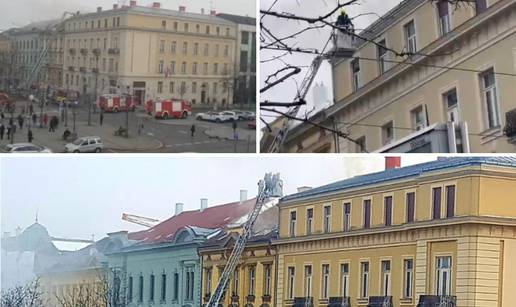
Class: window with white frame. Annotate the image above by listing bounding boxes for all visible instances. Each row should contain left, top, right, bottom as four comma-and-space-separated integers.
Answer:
170, 61, 176, 74
360, 262, 369, 298
343, 203, 351, 231
287, 267, 295, 299
323, 205, 331, 233
377, 39, 388, 75
340, 263, 349, 298
304, 265, 312, 298
171, 41, 176, 54
403, 259, 414, 298
185, 267, 195, 301
411, 105, 426, 130
264, 264, 272, 296
159, 40, 165, 53
437, 0, 451, 36
351, 58, 360, 92
443, 88, 459, 122
382, 121, 394, 145
404, 20, 417, 54
193, 43, 198, 55
182, 42, 188, 55
192, 62, 197, 75
181, 62, 186, 74
321, 264, 330, 299
306, 208, 313, 235
205, 268, 212, 296
480, 68, 500, 129
248, 266, 256, 296
158, 61, 164, 74
436, 256, 452, 296
232, 269, 239, 296
289, 211, 297, 237
381, 260, 391, 296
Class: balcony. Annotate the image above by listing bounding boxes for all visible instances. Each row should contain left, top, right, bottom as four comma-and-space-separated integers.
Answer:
68, 66, 75, 72
92, 48, 101, 56
504, 108, 516, 140
108, 48, 120, 55
80, 48, 88, 55
292, 297, 313, 307
416, 295, 456, 307
367, 296, 393, 307
79, 67, 87, 73
327, 297, 350, 307
69, 48, 76, 55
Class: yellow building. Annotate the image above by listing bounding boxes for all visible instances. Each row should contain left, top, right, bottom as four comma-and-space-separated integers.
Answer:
62, 2, 238, 106
200, 206, 278, 307
272, 0, 516, 153
274, 157, 516, 307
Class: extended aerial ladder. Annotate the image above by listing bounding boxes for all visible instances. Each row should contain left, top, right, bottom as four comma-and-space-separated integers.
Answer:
205, 173, 283, 307
121, 213, 160, 228
266, 25, 356, 153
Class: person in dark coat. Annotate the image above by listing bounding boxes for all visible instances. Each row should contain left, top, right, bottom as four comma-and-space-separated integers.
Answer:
27, 129, 33, 143
190, 124, 196, 138
18, 114, 24, 130
100, 112, 104, 126
0, 123, 4, 140
336, 10, 353, 30
43, 113, 48, 127
32, 113, 37, 125
6, 124, 11, 140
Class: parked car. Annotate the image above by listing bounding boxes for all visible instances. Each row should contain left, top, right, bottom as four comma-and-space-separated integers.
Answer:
217, 111, 239, 122
1, 143, 52, 153
196, 111, 220, 121
64, 136, 104, 153
248, 122, 256, 129
243, 111, 255, 120
231, 110, 247, 120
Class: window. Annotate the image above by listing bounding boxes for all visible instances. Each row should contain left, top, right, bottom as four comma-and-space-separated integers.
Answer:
289, 211, 297, 237
264, 264, 272, 296
214, 44, 220, 57
205, 269, 212, 296
306, 208, 314, 235
340, 263, 349, 297
173, 273, 179, 300
194, 43, 198, 55
206, 25, 210, 34
437, 1, 451, 36
381, 260, 391, 296
224, 45, 229, 57
128, 276, 133, 302
226, 28, 230, 36
323, 205, 332, 233
159, 40, 165, 53
203, 63, 208, 75
475, 0, 487, 14
157, 81, 163, 94
377, 39, 388, 74
443, 88, 459, 122
343, 203, 351, 231
382, 121, 394, 145
192, 82, 197, 94
411, 105, 426, 130
403, 259, 414, 298
404, 20, 417, 54
161, 20, 166, 29
321, 264, 330, 299
360, 262, 369, 298
158, 61, 164, 74
173, 22, 178, 31
363, 200, 371, 229
433, 187, 442, 219
248, 266, 256, 295
213, 63, 218, 75
170, 61, 176, 74
181, 82, 187, 96
240, 51, 248, 72
185, 267, 195, 301
232, 269, 239, 296
196, 24, 200, 33
192, 62, 198, 75
182, 42, 188, 55
216, 27, 220, 35
171, 41, 176, 54
184, 23, 189, 32
436, 256, 452, 296
213, 83, 218, 95
149, 274, 155, 302
446, 185, 455, 218
138, 276, 144, 302
161, 274, 166, 302
351, 58, 360, 92
287, 267, 295, 299
480, 68, 500, 129
204, 43, 209, 56
181, 62, 186, 74
304, 265, 312, 297
406, 192, 415, 223
384, 196, 393, 226
241, 31, 249, 44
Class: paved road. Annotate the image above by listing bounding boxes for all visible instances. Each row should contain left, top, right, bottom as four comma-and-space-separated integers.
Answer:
1, 100, 256, 153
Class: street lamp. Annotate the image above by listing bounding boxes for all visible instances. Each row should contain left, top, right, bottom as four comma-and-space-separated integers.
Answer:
72, 100, 78, 133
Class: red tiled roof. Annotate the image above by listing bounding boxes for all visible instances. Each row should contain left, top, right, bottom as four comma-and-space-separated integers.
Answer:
128, 198, 256, 244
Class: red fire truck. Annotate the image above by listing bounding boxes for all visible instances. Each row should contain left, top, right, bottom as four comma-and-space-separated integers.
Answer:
98, 94, 136, 112
146, 98, 192, 119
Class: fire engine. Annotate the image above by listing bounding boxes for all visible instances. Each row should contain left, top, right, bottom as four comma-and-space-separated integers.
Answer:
146, 98, 192, 119
98, 94, 136, 112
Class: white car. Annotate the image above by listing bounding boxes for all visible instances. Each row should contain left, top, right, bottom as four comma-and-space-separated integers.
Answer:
1, 143, 52, 153
217, 111, 239, 122
196, 111, 220, 121
65, 136, 104, 153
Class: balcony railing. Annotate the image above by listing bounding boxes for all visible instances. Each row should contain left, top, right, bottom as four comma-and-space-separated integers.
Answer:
69, 48, 76, 55
92, 48, 101, 56
367, 296, 393, 307
416, 295, 456, 307
80, 48, 88, 55
292, 297, 313, 307
328, 297, 350, 307
108, 48, 120, 55
504, 108, 516, 138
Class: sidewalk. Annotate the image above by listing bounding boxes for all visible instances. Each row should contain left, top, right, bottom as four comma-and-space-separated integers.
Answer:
0, 119, 163, 152
203, 125, 256, 142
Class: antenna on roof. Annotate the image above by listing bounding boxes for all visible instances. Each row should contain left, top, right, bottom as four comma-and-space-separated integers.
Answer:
35, 209, 39, 223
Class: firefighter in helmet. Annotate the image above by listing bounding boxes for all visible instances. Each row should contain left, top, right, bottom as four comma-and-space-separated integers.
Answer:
336, 10, 353, 30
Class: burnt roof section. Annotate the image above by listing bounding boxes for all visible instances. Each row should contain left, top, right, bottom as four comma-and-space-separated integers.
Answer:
216, 13, 256, 26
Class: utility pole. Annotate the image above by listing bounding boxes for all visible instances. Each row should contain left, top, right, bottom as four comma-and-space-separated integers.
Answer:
125, 85, 129, 138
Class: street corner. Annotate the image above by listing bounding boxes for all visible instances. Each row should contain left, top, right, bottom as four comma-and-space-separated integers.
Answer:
101, 135, 164, 152
203, 125, 256, 142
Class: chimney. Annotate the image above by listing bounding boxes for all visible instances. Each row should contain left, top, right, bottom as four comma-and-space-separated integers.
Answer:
152, 2, 161, 8
179, 6, 186, 12
201, 8, 205, 15
97, 7, 102, 12
240, 190, 248, 203
175, 203, 184, 215
130, 0, 137, 7
297, 186, 312, 193
385, 156, 401, 170
210, 10, 216, 16
200, 198, 208, 211
107, 230, 128, 241
113, 4, 118, 9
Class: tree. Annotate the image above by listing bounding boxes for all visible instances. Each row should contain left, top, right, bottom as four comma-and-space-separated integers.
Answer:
1, 278, 45, 307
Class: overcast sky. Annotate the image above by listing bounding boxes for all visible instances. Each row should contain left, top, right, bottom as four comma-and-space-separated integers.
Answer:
0, 0, 256, 30
260, 0, 401, 124
1, 155, 436, 241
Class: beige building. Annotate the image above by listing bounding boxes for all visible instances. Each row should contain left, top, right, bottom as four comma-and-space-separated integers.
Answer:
62, 1, 238, 106
270, 0, 516, 153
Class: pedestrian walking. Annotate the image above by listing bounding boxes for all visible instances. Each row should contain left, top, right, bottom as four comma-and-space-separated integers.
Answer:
6, 124, 11, 140
0, 123, 4, 140
43, 113, 48, 127
99, 112, 104, 126
29, 104, 33, 115
27, 129, 33, 143
32, 113, 37, 125
1, 112, 4, 120
17, 114, 24, 130
190, 124, 196, 138
232, 121, 238, 140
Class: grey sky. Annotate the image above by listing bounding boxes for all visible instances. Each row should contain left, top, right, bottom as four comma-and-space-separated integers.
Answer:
260, 0, 401, 122
0, 0, 256, 30
1, 155, 436, 241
